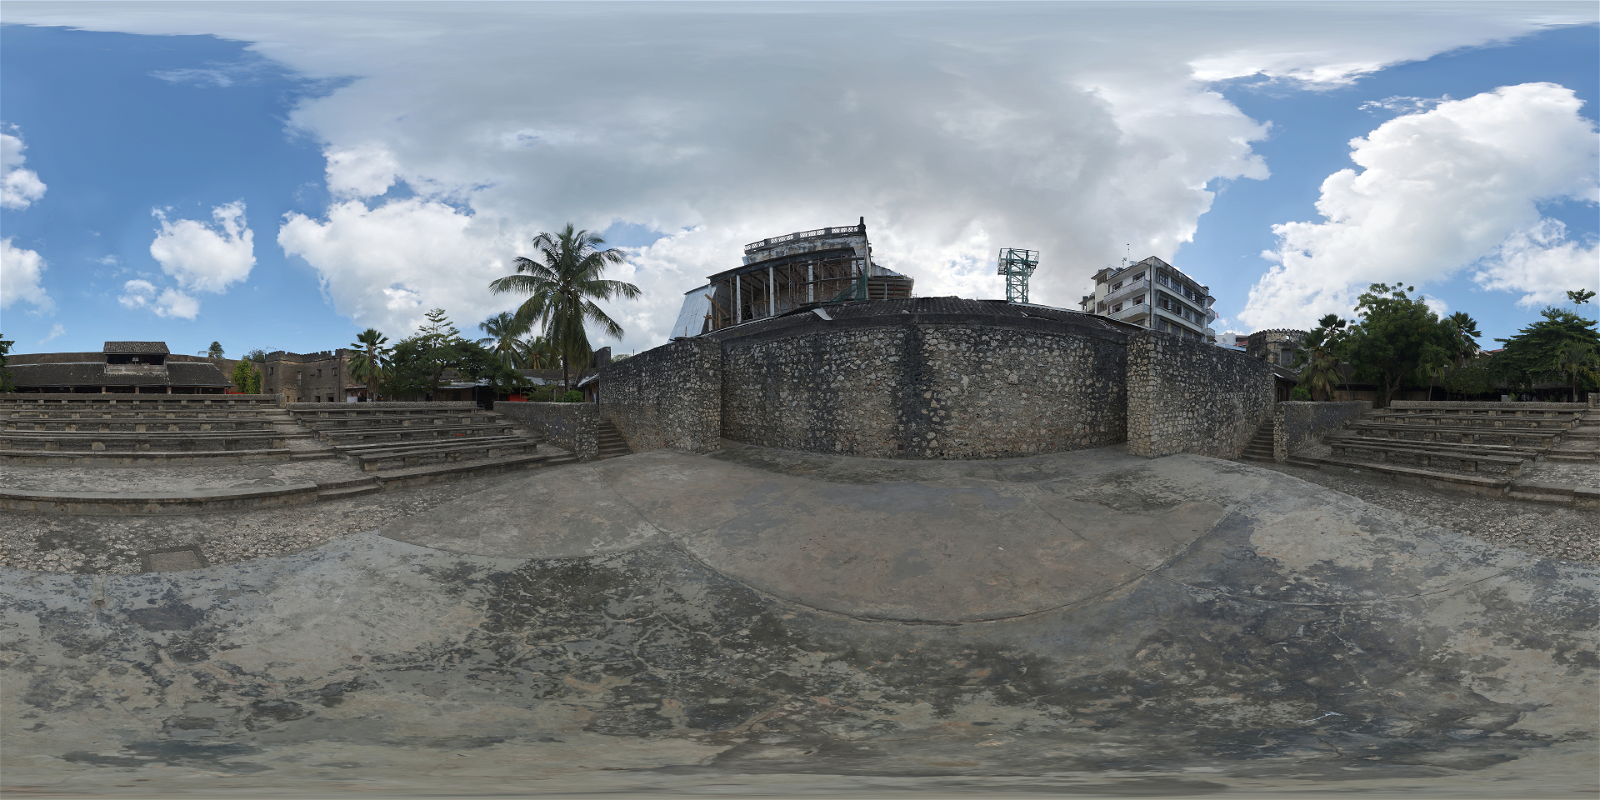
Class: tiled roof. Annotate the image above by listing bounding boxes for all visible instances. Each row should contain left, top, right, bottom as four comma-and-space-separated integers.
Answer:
103, 341, 170, 355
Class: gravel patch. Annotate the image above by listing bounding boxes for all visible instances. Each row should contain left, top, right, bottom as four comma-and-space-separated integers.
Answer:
1257, 461, 1600, 565
0, 468, 548, 574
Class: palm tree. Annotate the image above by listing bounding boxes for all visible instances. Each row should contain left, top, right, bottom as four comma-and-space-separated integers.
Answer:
1445, 312, 1481, 367
1554, 341, 1600, 403
477, 311, 526, 367
348, 328, 389, 400
489, 224, 641, 394
516, 334, 558, 370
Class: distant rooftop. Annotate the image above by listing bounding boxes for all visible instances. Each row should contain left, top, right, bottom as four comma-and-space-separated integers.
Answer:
103, 341, 170, 355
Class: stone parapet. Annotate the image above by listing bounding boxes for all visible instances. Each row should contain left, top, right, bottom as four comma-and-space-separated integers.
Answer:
596, 338, 721, 454
495, 402, 597, 461
1273, 400, 1370, 462
1126, 330, 1273, 459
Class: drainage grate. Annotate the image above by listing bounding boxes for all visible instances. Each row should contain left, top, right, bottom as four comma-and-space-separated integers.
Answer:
139, 547, 209, 573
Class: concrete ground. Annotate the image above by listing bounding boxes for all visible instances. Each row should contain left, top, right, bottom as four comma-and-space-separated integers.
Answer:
2, 443, 1596, 798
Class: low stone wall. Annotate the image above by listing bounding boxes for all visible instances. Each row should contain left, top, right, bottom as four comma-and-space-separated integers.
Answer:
2, 392, 282, 404
718, 319, 1127, 459
595, 338, 721, 454
1273, 401, 1370, 462
1126, 331, 1273, 460
495, 402, 597, 461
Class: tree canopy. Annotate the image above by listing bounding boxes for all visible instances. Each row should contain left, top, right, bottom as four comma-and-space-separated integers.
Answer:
0, 334, 14, 393
381, 309, 527, 398
1491, 307, 1600, 398
1341, 283, 1455, 406
348, 328, 389, 399
489, 224, 641, 393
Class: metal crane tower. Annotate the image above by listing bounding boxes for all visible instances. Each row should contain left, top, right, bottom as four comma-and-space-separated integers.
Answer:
996, 248, 1039, 304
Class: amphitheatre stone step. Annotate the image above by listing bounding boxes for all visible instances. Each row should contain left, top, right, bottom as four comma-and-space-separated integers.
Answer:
1346, 422, 1561, 447
317, 423, 519, 445
0, 482, 322, 514
296, 413, 502, 430
0, 448, 296, 466
4, 418, 278, 433
1369, 412, 1579, 429
0, 431, 288, 452
1325, 439, 1529, 476
341, 437, 539, 472
369, 451, 564, 488
1312, 454, 1513, 495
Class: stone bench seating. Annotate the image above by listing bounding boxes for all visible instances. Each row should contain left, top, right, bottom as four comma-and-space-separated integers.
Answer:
1, 400, 278, 411
1367, 412, 1578, 429
1325, 437, 1529, 477
1346, 422, 1560, 448
336, 435, 538, 472
3, 410, 281, 422
0, 431, 287, 453
3, 418, 276, 433
296, 413, 499, 431
289, 407, 480, 419
317, 423, 520, 446
1381, 408, 1580, 422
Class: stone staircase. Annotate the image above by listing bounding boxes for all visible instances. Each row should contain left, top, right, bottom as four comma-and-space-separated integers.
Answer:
1237, 419, 1274, 464
288, 403, 565, 481
597, 420, 632, 460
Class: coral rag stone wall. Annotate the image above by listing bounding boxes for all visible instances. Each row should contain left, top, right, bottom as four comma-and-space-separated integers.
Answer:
718, 315, 1128, 459
1273, 401, 1370, 462
595, 338, 721, 454
495, 402, 598, 461
1126, 330, 1273, 460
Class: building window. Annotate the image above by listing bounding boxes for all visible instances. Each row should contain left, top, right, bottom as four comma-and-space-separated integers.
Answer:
1111, 281, 1123, 291
1133, 295, 1145, 305
1112, 303, 1123, 313
1131, 272, 1144, 282
317, 368, 322, 378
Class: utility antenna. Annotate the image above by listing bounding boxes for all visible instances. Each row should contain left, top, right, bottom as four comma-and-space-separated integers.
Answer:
1123, 243, 1130, 267
997, 248, 1040, 304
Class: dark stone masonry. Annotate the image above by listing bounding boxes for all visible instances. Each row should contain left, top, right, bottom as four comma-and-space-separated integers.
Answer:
494, 401, 598, 461
1273, 400, 1370, 462
596, 298, 1274, 461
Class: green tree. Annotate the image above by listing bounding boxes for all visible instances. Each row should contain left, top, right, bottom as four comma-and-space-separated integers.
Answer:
489, 224, 641, 394
1443, 312, 1481, 367
382, 310, 528, 398
1491, 307, 1600, 396
1568, 288, 1596, 318
244, 349, 269, 362
1442, 361, 1494, 399
1342, 283, 1454, 407
1554, 340, 1600, 403
1291, 314, 1347, 401
347, 328, 389, 400
516, 335, 558, 370
477, 312, 526, 367
0, 334, 14, 393
230, 359, 262, 394
205, 341, 224, 358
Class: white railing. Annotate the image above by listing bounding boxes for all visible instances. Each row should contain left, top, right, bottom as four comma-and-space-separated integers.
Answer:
744, 224, 864, 253
1109, 302, 1150, 322
1100, 277, 1150, 308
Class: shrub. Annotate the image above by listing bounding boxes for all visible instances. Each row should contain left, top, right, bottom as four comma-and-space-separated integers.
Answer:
560, 390, 584, 403
1290, 386, 1312, 401
527, 387, 554, 402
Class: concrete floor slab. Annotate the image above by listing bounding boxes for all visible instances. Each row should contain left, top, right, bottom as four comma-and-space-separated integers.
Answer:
2, 444, 1595, 798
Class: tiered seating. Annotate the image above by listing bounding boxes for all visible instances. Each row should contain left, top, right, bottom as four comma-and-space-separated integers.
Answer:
287, 404, 545, 473
0, 396, 304, 464
1317, 405, 1584, 480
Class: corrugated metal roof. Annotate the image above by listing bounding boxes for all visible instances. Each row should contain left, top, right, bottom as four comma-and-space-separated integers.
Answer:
103, 341, 170, 355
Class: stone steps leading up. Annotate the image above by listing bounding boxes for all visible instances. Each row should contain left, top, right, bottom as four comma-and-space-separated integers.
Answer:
1237, 419, 1274, 464
597, 420, 632, 460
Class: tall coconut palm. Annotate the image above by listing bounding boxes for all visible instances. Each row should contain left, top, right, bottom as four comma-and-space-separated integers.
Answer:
1445, 312, 1481, 367
348, 328, 389, 400
477, 312, 527, 367
516, 334, 558, 370
489, 224, 641, 394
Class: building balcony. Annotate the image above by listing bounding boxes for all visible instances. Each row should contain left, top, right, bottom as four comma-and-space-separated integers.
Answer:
1100, 278, 1151, 308
1109, 302, 1150, 323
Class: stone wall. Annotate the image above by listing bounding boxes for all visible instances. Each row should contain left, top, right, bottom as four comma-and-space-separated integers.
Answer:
595, 338, 722, 454
495, 401, 598, 461
1273, 401, 1370, 462
719, 318, 1127, 459
1126, 330, 1273, 460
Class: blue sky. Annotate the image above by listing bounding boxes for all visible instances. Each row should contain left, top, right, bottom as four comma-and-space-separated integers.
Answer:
2, 3, 1596, 358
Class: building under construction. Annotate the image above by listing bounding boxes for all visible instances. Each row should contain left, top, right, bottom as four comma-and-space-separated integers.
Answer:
672, 219, 914, 337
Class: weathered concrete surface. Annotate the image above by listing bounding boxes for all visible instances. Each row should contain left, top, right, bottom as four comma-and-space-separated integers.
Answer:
3, 444, 1596, 797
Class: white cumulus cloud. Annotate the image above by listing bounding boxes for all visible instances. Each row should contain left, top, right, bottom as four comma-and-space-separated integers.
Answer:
1, 237, 53, 312
118, 278, 199, 320
1240, 82, 1599, 330
150, 201, 256, 294
38, 323, 64, 345
1, 128, 47, 210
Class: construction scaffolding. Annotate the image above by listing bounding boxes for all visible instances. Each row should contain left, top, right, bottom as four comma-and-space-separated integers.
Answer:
997, 248, 1039, 304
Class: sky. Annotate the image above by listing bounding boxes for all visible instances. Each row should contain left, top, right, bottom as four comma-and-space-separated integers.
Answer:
1, 2, 1596, 359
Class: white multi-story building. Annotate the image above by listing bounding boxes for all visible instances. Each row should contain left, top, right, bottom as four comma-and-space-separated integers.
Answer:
1077, 256, 1217, 343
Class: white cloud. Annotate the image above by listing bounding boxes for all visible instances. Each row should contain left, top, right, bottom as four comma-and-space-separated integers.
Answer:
1474, 219, 1600, 308
1, 237, 53, 312
1, 128, 47, 210
1240, 83, 1599, 330
95, 254, 120, 266
38, 323, 64, 345
118, 278, 198, 319
6, 4, 1593, 351
150, 200, 256, 294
